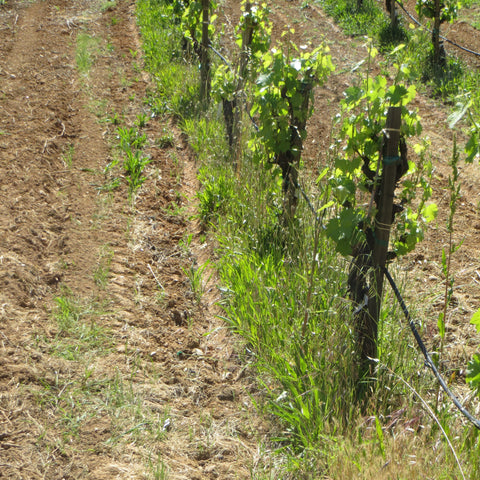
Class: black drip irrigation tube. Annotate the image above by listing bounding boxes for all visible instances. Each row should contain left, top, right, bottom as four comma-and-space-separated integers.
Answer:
394, 0, 480, 58
383, 266, 480, 430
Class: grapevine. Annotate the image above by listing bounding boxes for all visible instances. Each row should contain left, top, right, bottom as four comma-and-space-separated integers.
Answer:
250, 41, 334, 219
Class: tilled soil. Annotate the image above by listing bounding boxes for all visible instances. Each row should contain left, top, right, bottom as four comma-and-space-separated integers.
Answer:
1, 0, 480, 478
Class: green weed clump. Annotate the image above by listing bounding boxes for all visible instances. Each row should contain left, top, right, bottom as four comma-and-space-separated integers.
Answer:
318, 0, 389, 37
50, 291, 112, 361
76, 32, 100, 76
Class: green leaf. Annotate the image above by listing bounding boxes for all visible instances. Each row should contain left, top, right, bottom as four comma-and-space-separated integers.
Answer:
334, 156, 362, 175
422, 203, 438, 223
437, 312, 445, 339
388, 84, 408, 105
448, 100, 471, 128
470, 308, 480, 334
465, 132, 479, 163
466, 354, 480, 391
343, 85, 364, 106
326, 209, 364, 256
375, 416, 385, 459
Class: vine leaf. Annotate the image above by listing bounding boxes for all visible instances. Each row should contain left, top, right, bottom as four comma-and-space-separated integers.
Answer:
470, 308, 480, 333
422, 203, 438, 223
466, 354, 480, 392
326, 209, 364, 256
465, 132, 479, 163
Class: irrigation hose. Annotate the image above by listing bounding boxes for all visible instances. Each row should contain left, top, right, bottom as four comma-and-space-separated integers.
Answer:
383, 266, 480, 430
394, 0, 480, 58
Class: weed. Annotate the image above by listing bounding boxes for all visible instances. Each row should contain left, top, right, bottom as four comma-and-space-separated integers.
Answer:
61, 143, 75, 168
183, 261, 211, 303
107, 111, 121, 125
54, 294, 83, 333
156, 130, 174, 148
115, 125, 151, 196
51, 292, 111, 361
94, 244, 114, 288
135, 112, 149, 128
178, 232, 193, 254
162, 201, 186, 218
148, 454, 169, 480
197, 169, 235, 224
76, 32, 100, 76
117, 126, 147, 152
182, 115, 227, 161
124, 149, 151, 194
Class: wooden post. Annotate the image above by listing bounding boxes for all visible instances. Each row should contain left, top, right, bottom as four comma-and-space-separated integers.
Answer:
200, 0, 210, 104
390, 0, 397, 28
356, 106, 402, 392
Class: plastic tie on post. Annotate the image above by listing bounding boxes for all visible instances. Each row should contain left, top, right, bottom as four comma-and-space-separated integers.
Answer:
372, 231, 388, 247
383, 155, 401, 165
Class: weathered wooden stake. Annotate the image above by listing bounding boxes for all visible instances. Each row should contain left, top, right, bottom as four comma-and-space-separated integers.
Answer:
357, 106, 402, 391
389, 0, 397, 28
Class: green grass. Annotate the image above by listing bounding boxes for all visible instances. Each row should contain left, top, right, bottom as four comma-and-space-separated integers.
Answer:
29, 283, 172, 475
61, 143, 75, 167
136, 0, 200, 118
76, 32, 101, 76
50, 291, 113, 361
318, 0, 391, 39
